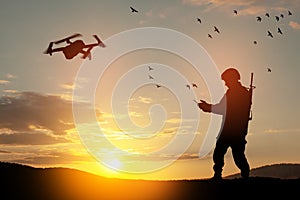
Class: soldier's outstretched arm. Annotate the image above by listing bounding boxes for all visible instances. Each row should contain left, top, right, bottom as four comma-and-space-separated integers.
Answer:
211, 95, 226, 115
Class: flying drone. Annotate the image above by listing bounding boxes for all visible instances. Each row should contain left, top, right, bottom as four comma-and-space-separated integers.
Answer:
44, 33, 105, 60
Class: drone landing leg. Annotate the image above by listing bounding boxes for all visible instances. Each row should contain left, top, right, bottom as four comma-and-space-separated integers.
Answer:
80, 49, 92, 60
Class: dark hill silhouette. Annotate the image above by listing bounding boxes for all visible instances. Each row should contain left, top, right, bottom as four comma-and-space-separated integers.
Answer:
226, 163, 300, 179
0, 162, 299, 200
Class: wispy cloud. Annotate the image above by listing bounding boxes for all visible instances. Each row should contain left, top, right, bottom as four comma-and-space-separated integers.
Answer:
60, 83, 75, 90
0, 73, 16, 85
289, 21, 300, 30
7, 146, 93, 165
2, 90, 18, 94
182, 0, 254, 9
0, 80, 10, 85
264, 128, 300, 134
138, 96, 152, 104
56, 93, 73, 101
165, 118, 181, 124
112, 151, 210, 162
96, 110, 130, 121
0, 150, 11, 153
139, 5, 177, 25
182, 0, 209, 6
178, 153, 201, 160
182, 0, 298, 15
0, 92, 75, 135
0, 132, 69, 145
6, 73, 17, 79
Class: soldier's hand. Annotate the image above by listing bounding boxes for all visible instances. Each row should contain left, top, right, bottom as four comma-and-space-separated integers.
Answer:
197, 100, 207, 109
198, 100, 211, 112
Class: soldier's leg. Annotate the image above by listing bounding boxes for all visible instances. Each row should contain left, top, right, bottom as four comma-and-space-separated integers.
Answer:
212, 140, 229, 179
231, 141, 250, 179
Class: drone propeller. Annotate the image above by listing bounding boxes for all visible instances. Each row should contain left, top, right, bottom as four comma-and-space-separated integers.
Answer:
43, 42, 53, 55
81, 52, 92, 60
53, 33, 82, 44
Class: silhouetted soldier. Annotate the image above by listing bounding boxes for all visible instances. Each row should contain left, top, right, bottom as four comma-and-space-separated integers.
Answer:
198, 68, 251, 180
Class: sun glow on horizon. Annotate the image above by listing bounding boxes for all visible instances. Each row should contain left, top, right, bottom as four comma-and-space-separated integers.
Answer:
105, 158, 122, 170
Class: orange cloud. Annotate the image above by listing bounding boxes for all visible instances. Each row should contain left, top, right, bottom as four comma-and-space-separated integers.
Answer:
60, 83, 75, 90
289, 21, 300, 30
3, 90, 18, 93
0, 80, 10, 85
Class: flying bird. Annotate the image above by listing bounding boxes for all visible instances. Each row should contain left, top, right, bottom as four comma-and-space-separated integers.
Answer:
208, 34, 213, 39
156, 84, 161, 88
267, 31, 273, 38
288, 10, 292, 16
253, 40, 257, 45
214, 26, 220, 34
256, 16, 262, 22
233, 10, 238, 15
186, 84, 190, 89
267, 68, 272, 72
149, 75, 154, 79
192, 83, 198, 88
265, 13, 270, 18
197, 18, 202, 23
277, 27, 283, 35
280, 14, 284, 18
130, 6, 138, 13
148, 66, 154, 71
275, 16, 280, 21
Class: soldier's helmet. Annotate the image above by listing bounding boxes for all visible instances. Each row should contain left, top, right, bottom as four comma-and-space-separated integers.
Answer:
221, 68, 240, 81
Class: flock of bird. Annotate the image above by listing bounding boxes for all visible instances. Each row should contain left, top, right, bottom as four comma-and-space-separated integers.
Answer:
197, 9, 293, 73
130, 6, 292, 74
130, 6, 200, 90
147, 65, 161, 88
196, 17, 221, 39
130, 5, 292, 44
253, 10, 292, 41
196, 9, 293, 43
129, 5, 294, 75
234, 9, 293, 73
146, 65, 198, 90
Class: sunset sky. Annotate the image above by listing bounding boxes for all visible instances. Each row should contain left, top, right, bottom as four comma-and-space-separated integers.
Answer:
0, 0, 299, 180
